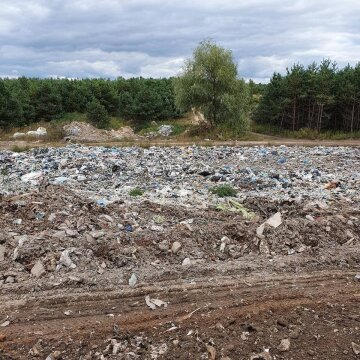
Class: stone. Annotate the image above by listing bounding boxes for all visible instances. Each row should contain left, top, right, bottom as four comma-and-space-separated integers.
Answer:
60, 249, 76, 269
0, 245, 5, 262
31, 260, 46, 278
250, 349, 272, 360
129, 273, 137, 288
352, 342, 360, 355
354, 274, 360, 282
171, 241, 182, 254
158, 240, 169, 252
278, 338, 290, 352
257, 212, 282, 235
5, 276, 15, 284
182, 257, 191, 267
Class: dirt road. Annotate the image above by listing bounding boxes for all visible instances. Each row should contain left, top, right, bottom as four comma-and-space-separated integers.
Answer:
1, 268, 359, 359
1, 137, 360, 150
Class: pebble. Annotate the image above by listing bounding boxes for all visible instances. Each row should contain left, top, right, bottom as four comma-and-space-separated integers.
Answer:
0, 245, 5, 262
129, 273, 137, 288
352, 342, 360, 355
171, 241, 182, 254
182, 257, 191, 267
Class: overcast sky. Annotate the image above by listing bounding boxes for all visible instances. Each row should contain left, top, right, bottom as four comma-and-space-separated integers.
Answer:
0, 0, 359, 82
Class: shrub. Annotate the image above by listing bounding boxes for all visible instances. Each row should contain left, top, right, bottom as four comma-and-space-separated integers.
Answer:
86, 100, 110, 129
210, 184, 237, 197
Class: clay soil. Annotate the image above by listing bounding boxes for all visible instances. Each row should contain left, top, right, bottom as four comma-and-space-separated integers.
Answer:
0, 184, 359, 360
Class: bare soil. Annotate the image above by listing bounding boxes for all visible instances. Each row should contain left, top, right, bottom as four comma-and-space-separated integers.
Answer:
0, 186, 359, 359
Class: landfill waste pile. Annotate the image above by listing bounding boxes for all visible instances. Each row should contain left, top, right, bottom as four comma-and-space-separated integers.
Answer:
145, 125, 174, 138
62, 122, 139, 142
0, 145, 359, 359
12, 127, 48, 139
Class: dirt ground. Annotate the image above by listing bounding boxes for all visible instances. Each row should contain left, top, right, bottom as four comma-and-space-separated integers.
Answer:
1, 137, 360, 151
0, 183, 359, 359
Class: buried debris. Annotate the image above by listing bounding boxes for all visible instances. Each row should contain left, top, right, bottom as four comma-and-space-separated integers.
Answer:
257, 212, 282, 236
145, 295, 168, 310
217, 199, 256, 219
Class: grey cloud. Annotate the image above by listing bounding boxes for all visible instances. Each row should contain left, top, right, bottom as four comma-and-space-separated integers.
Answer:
0, 0, 359, 81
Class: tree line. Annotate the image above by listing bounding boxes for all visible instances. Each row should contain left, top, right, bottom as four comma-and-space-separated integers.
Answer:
0, 77, 182, 129
1, 40, 359, 135
254, 60, 360, 133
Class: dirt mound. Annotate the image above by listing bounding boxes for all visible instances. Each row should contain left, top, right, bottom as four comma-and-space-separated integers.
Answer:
63, 122, 139, 142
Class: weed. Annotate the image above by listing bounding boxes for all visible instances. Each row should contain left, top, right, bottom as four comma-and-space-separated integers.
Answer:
1, 168, 9, 176
129, 187, 144, 197
210, 184, 237, 197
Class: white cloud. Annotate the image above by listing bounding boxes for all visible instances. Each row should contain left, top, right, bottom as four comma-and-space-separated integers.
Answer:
0, 0, 359, 80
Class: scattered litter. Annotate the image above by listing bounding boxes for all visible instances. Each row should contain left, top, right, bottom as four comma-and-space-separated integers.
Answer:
145, 295, 168, 310
129, 273, 137, 288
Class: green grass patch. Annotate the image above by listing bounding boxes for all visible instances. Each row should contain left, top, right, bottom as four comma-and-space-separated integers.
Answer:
129, 187, 144, 197
210, 184, 237, 197
252, 123, 360, 140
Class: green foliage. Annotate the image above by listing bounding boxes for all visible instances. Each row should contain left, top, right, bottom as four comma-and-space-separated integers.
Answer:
10, 145, 30, 153
86, 100, 110, 129
118, 78, 182, 123
174, 40, 249, 130
253, 123, 360, 140
210, 184, 237, 197
254, 60, 360, 133
129, 187, 144, 197
0, 77, 182, 130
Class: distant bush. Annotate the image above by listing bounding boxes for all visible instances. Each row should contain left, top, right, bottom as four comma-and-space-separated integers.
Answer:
210, 184, 237, 197
11, 145, 30, 153
86, 100, 110, 129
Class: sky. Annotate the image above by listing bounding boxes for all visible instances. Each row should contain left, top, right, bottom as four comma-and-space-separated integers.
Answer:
0, 0, 359, 82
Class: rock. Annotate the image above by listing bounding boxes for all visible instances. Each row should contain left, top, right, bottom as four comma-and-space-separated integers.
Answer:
182, 257, 191, 267
306, 214, 315, 221
257, 212, 282, 235
129, 273, 137, 288
158, 240, 169, 251
5, 276, 15, 283
278, 338, 290, 352
0, 245, 5, 262
26, 127, 47, 137
52, 176, 69, 185
220, 236, 230, 252
60, 249, 76, 269
158, 125, 173, 136
352, 342, 360, 355
354, 274, 360, 282
250, 349, 272, 360
21, 171, 42, 183
90, 230, 105, 239
0, 321, 10, 327
12, 132, 26, 139
31, 260, 46, 278
151, 225, 163, 231
171, 241, 182, 254
277, 318, 288, 327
